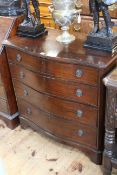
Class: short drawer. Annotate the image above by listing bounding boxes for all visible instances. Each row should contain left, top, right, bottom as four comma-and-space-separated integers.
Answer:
14, 80, 98, 127
10, 64, 98, 106
18, 99, 97, 149
6, 47, 98, 86
6, 47, 43, 72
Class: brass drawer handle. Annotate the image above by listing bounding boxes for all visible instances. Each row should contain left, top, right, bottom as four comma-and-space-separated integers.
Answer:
76, 89, 83, 97
77, 110, 83, 118
77, 130, 84, 137
16, 54, 22, 62
24, 89, 29, 96
76, 69, 83, 78
20, 71, 25, 79
27, 107, 32, 115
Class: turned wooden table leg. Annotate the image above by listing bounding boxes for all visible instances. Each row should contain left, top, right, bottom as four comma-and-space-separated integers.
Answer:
102, 88, 116, 175
103, 129, 115, 175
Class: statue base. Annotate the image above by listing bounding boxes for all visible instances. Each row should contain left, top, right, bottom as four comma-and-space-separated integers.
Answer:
84, 28, 117, 54
17, 23, 48, 38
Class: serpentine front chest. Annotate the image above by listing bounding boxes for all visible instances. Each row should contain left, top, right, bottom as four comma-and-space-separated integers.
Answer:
4, 29, 117, 164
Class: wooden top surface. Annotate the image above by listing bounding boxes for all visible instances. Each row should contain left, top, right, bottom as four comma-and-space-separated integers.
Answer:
4, 28, 117, 69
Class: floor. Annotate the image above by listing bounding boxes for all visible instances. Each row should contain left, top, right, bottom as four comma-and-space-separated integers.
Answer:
0, 120, 116, 175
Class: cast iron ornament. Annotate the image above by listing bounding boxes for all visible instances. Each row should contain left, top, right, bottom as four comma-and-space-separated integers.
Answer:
17, 0, 47, 38
0, 0, 24, 16
84, 0, 117, 53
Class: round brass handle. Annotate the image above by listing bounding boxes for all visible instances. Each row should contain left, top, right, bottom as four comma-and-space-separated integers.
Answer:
76, 89, 83, 97
77, 110, 83, 118
76, 69, 83, 78
20, 71, 25, 79
24, 89, 29, 96
16, 54, 22, 62
77, 130, 84, 137
27, 107, 32, 115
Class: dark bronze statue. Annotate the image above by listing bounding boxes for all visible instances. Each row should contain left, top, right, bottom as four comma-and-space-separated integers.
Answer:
84, 0, 117, 53
0, 0, 23, 16
22, 0, 40, 26
89, 0, 113, 36
17, 0, 47, 38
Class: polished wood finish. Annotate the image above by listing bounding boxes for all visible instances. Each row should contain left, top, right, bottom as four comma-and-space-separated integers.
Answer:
7, 47, 98, 86
4, 29, 117, 164
103, 68, 117, 175
18, 99, 97, 148
13, 80, 98, 127
9, 64, 98, 106
0, 16, 23, 129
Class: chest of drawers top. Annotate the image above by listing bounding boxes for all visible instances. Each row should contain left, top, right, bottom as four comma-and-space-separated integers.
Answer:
4, 29, 116, 70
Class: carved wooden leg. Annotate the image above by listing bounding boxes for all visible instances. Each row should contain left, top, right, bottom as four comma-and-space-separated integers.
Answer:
103, 88, 116, 174
103, 129, 115, 175
103, 153, 112, 175
103, 169, 111, 175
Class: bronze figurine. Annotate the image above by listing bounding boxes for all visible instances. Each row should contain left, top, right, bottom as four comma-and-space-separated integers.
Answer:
84, 0, 117, 53
17, 0, 47, 38
89, 0, 113, 36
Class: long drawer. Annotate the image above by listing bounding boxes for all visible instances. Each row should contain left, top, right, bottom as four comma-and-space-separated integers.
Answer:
13, 80, 98, 127
18, 99, 97, 148
10, 64, 98, 106
6, 47, 98, 86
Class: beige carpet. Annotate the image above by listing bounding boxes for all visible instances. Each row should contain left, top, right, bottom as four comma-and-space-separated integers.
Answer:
0, 119, 115, 175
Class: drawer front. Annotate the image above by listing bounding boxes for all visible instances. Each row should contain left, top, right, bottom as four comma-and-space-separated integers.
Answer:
14, 80, 98, 127
10, 64, 98, 106
18, 99, 97, 148
6, 47, 43, 72
44, 60, 98, 86
7, 47, 98, 86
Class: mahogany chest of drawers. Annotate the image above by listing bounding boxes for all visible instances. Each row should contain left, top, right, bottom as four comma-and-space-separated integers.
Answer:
4, 29, 117, 164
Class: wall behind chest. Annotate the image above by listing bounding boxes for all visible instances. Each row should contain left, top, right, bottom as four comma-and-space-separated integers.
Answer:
30, 0, 117, 32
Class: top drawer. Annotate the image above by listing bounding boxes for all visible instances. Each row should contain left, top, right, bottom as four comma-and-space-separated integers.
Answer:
6, 47, 98, 86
